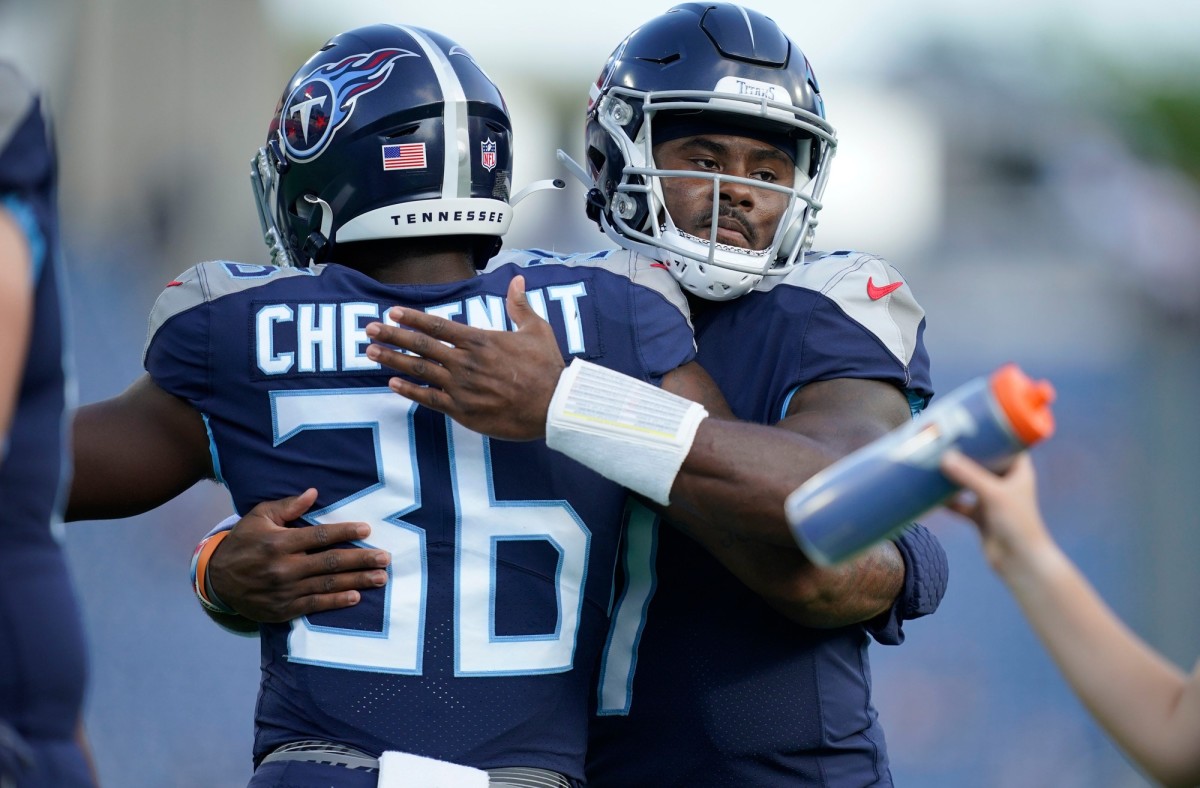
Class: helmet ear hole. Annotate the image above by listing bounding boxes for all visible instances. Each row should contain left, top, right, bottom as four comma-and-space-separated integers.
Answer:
384, 124, 420, 140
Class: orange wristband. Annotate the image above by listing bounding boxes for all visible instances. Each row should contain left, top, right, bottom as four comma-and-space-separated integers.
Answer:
191, 530, 234, 614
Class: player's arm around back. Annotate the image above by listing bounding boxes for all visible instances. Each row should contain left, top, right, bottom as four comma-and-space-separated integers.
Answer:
68, 373, 213, 521
661, 368, 912, 626
369, 275, 921, 627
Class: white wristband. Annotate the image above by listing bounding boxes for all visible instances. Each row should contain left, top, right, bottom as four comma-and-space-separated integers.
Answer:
545, 358, 708, 506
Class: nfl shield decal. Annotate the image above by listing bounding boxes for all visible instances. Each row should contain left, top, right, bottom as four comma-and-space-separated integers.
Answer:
481, 138, 497, 171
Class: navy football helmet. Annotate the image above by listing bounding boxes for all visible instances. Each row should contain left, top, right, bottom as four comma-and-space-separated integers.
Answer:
563, 3, 837, 299
252, 24, 515, 267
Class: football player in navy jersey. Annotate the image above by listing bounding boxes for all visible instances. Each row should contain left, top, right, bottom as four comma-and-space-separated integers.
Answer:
0, 63, 95, 788
62, 24, 716, 788
362, 6, 948, 786
196, 5, 949, 787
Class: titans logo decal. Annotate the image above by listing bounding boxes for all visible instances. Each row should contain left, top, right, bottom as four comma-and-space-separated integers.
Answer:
280, 48, 418, 162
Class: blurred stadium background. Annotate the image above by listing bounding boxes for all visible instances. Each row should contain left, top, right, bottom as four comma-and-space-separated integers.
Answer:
2, 0, 1197, 785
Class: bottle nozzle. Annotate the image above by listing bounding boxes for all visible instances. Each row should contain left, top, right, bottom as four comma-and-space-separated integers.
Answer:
990, 364, 1056, 446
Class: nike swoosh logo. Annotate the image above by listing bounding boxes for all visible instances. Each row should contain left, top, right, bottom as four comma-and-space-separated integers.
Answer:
867, 277, 903, 300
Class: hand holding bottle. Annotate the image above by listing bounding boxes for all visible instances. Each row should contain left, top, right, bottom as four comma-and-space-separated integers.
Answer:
786, 364, 1056, 565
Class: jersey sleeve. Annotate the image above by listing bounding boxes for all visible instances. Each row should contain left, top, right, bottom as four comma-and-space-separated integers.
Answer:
0, 64, 50, 195
499, 248, 697, 385
863, 522, 950, 645
783, 253, 933, 412
0, 66, 55, 283
142, 263, 212, 404
800, 256, 944, 644
624, 256, 696, 383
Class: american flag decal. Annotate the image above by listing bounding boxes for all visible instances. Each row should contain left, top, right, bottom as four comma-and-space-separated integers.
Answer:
481, 138, 497, 171
382, 143, 426, 170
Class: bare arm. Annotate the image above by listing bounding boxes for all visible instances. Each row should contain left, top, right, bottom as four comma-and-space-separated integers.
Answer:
367, 275, 909, 627
661, 365, 908, 626
661, 367, 911, 547
942, 451, 1200, 787
67, 373, 214, 520
75, 718, 99, 787
0, 208, 33, 443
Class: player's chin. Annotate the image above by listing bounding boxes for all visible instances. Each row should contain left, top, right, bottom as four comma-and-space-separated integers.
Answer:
714, 228, 753, 248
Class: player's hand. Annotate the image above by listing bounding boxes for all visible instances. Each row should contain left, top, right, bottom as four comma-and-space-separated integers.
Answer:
365, 275, 565, 440
207, 488, 390, 623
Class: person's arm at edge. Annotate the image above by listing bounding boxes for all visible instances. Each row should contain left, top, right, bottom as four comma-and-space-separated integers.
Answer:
0, 208, 33, 446
942, 450, 1200, 787
75, 718, 99, 787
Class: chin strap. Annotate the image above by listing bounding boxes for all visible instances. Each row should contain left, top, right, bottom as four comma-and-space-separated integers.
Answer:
510, 177, 566, 206
298, 194, 334, 265
556, 149, 611, 227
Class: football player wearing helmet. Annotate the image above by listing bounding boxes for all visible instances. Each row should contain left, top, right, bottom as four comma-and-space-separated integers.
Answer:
0, 63, 94, 788
192, 5, 948, 786
368, 5, 947, 785
64, 23, 711, 788
575, 2, 834, 302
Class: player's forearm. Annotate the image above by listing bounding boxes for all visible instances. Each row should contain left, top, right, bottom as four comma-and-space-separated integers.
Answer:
1002, 543, 1200, 786
670, 517, 902, 626
665, 414, 908, 622
667, 416, 835, 547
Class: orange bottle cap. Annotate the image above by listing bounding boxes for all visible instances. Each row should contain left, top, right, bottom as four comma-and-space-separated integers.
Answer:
990, 363, 1056, 446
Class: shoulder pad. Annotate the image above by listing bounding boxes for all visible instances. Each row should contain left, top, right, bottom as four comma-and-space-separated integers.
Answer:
769, 250, 925, 366
142, 261, 318, 361
489, 247, 689, 321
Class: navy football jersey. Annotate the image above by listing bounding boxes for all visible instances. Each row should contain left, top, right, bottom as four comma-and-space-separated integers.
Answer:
142, 255, 694, 781
0, 65, 90, 787
589, 249, 940, 786
493, 248, 943, 786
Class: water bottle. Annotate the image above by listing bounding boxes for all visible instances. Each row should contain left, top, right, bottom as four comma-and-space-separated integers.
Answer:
785, 364, 1056, 565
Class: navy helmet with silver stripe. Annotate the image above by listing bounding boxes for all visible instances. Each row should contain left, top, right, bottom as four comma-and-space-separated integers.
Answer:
252, 24, 514, 267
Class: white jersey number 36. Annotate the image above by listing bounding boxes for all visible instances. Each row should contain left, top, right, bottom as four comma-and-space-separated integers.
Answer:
270, 388, 589, 676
